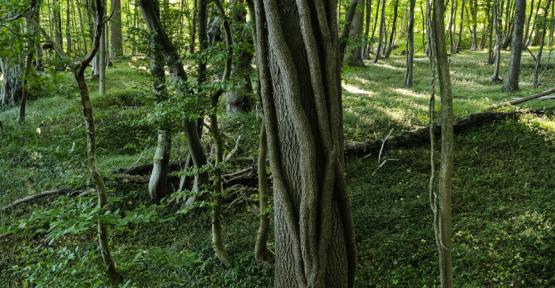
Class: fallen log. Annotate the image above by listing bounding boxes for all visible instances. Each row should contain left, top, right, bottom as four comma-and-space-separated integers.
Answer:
491, 87, 555, 108
344, 110, 543, 157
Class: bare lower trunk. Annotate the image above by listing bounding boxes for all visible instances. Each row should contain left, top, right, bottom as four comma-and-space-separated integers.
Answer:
385, 0, 399, 58
405, 0, 416, 87
374, 0, 387, 63
254, 0, 357, 286
533, 0, 552, 87
430, 0, 455, 285
255, 123, 273, 265
348, 0, 365, 66
503, 0, 526, 92
492, 0, 503, 82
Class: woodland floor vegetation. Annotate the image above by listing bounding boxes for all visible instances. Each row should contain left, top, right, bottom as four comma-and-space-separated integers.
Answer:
1, 51, 554, 287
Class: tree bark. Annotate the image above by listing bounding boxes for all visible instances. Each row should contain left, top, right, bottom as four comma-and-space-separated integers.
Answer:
348, 0, 366, 66
491, 0, 503, 83
405, 0, 416, 87
533, 0, 552, 87
385, 0, 400, 58
374, 0, 387, 63
110, 0, 123, 57
253, 0, 357, 286
431, 0, 455, 285
138, 0, 209, 206
503, 0, 526, 92
147, 0, 171, 203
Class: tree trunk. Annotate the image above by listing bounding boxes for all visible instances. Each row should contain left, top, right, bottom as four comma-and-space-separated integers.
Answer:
138, 0, 209, 206
255, 122, 273, 265
98, 0, 107, 96
147, 0, 171, 203
374, 0, 387, 63
348, 0, 366, 66
503, 0, 526, 92
362, 0, 372, 59
405, 0, 416, 87
110, 0, 124, 57
491, 0, 503, 82
456, 0, 466, 52
385, 0, 400, 58
533, 0, 552, 87
524, 0, 535, 47
470, 0, 478, 50
0, 58, 24, 108
226, 0, 254, 113
253, 0, 357, 286
431, 0, 455, 285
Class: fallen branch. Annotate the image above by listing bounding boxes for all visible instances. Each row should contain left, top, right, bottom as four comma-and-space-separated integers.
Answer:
491, 87, 555, 108
1, 188, 86, 211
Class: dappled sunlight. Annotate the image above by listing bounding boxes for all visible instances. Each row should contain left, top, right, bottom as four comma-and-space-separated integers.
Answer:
342, 82, 376, 97
390, 87, 430, 100
371, 62, 405, 71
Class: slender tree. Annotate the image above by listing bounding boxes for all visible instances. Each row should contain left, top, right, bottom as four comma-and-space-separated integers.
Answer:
533, 0, 552, 87
374, 0, 387, 63
503, 0, 526, 92
491, 0, 503, 82
405, 0, 416, 87
385, 0, 400, 58
430, 0, 455, 285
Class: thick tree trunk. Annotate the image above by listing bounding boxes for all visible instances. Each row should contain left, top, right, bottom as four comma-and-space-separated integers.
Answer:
110, 0, 124, 57
431, 0, 455, 285
348, 0, 366, 66
503, 0, 526, 92
253, 0, 357, 286
405, 0, 416, 87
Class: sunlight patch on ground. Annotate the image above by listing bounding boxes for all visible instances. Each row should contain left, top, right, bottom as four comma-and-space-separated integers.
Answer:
342, 82, 375, 97
390, 87, 429, 100
371, 62, 405, 71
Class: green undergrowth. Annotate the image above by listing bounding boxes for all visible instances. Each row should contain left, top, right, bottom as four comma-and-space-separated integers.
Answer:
1, 52, 554, 287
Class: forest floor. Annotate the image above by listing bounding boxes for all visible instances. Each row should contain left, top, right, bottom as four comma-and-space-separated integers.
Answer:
1, 50, 554, 287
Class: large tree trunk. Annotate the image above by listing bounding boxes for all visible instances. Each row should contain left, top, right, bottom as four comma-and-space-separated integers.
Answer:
405, 0, 416, 87
110, 0, 124, 57
503, 0, 526, 92
253, 0, 357, 287
348, 0, 365, 66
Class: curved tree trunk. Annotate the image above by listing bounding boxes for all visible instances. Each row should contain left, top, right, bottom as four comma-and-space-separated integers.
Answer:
503, 0, 526, 92
253, 0, 357, 286
385, 0, 400, 58
147, 0, 171, 203
139, 0, 209, 206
